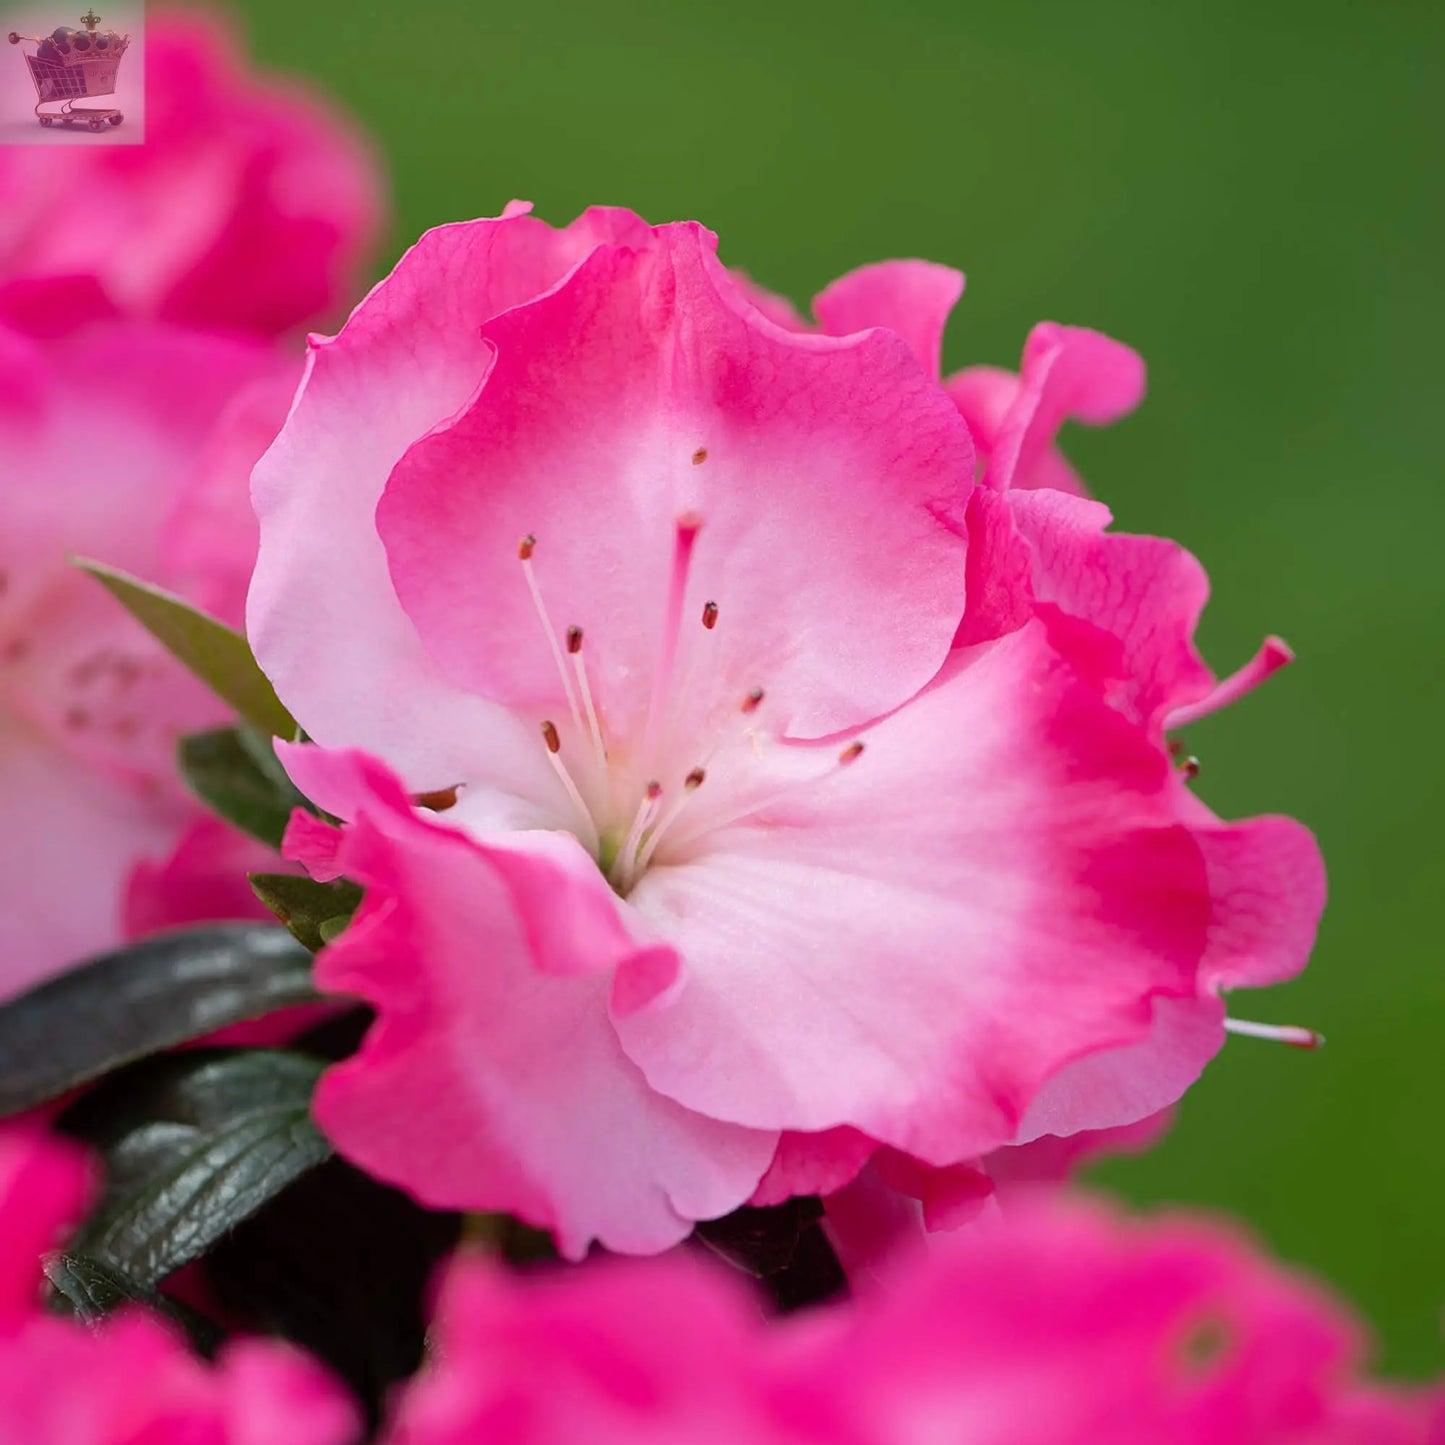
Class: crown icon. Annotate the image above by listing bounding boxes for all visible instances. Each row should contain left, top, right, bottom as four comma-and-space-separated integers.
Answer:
7, 10, 130, 129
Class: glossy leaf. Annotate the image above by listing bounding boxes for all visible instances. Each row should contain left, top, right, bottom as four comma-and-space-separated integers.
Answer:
0, 925, 318, 1118
60, 1050, 331, 1290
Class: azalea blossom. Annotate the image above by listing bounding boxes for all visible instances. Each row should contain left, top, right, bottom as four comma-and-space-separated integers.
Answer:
0, 321, 290, 1000
0, 1123, 357, 1444
252, 203, 1324, 1255
384, 1197, 1440, 1445
0, 7, 382, 339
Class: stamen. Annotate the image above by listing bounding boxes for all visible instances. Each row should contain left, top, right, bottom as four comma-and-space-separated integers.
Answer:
1224, 1018, 1323, 1049
742, 687, 764, 714
632, 770, 705, 877
518, 534, 584, 737
1167, 637, 1295, 730
414, 786, 460, 812
566, 625, 608, 771
540, 719, 598, 851
839, 740, 865, 766
1179, 755, 1201, 780
640, 512, 704, 766
685, 766, 706, 791
612, 781, 664, 892
692, 447, 708, 465
701, 600, 718, 630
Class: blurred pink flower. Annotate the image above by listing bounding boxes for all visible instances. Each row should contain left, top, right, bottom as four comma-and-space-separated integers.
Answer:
0, 1123, 357, 1444
252, 204, 1322, 1256
0, 322, 291, 1001
385, 1197, 1439, 1445
0, 7, 383, 339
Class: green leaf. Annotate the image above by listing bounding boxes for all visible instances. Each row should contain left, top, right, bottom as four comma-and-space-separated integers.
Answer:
0, 925, 319, 1118
251, 873, 363, 953
73, 558, 295, 737
44, 1251, 222, 1354
60, 1050, 332, 1290
179, 725, 310, 848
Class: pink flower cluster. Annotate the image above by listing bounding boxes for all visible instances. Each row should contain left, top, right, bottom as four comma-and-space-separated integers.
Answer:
250, 205, 1324, 1254
1, 8, 1436, 1442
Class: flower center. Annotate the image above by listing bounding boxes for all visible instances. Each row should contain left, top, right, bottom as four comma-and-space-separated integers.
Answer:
516, 519, 863, 896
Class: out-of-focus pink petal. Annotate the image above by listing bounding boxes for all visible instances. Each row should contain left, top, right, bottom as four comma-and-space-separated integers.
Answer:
0, 1125, 92, 1326
813, 259, 965, 378
291, 749, 774, 1257
379, 222, 972, 745
0, 8, 384, 337
218, 1338, 361, 1445
618, 624, 1209, 1161
750, 1127, 877, 1208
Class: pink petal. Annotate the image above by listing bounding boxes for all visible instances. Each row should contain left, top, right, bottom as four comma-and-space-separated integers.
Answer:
295, 749, 774, 1257
249, 208, 658, 799
985, 323, 1146, 493
0, 1125, 92, 1325
750, 1126, 877, 1207
813, 259, 966, 378
617, 622, 1210, 1162
946, 363, 1091, 495
1008, 487, 1215, 729
378, 222, 973, 745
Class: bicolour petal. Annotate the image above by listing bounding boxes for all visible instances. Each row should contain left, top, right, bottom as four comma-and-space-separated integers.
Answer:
378, 222, 973, 746
813, 260, 965, 378
617, 623, 1210, 1162
290, 748, 774, 1257
249, 208, 656, 799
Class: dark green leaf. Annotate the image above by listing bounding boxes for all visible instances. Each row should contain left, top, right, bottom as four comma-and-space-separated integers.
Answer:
179, 725, 310, 848
209, 1157, 460, 1430
0, 926, 319, 1118
58, 1050, 332, 1289
693, 1197, 825, 1276
251, 873, 362, 953
44, 1251, 222, 1354
73, 558, 295, 737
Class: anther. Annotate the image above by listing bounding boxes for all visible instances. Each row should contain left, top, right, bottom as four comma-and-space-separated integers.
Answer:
414, 786, 460, 813
839, 741, 865, 766
692, 448, 708, 465
685, 767, 706, 791
741, 687, 764, 714
567, 625, 584, 654
541, 719, 561, 754
1179, 756, 1201, 780
517, 533, 536, 560
701, 601, 718, 630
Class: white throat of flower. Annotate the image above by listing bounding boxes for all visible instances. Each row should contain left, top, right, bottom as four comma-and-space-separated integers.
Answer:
515, 515, 864, 896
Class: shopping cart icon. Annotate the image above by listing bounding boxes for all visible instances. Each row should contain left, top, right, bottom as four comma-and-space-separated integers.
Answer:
7, 9, 130, 131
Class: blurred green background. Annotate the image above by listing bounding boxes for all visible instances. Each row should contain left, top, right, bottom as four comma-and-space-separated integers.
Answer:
229, 0, 1441, 1375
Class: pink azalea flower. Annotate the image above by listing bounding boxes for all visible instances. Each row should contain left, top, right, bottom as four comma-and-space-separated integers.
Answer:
384, 1197, 1440, 1445
252, 204, 1323, 1255
0, 321, 290, 1001
0, 7, 383, 340
0, 1123, 358, 1444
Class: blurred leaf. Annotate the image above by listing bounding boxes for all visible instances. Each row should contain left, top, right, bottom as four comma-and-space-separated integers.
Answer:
251, 873, 363, 953
73, 558, 294, 737
179, 725, 309, 848
0, 926, 319, 1118
44, 1251, 222, 1354
208, 1156, 461, 1430
59, 1050, 331, 1290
